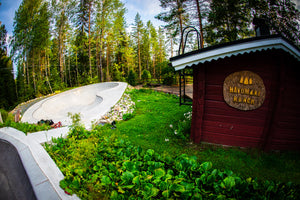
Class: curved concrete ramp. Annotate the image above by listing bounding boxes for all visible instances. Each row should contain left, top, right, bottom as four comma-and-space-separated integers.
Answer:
0, 127, 79, 200
0, 139, 37, 200
21, 82, 127, 129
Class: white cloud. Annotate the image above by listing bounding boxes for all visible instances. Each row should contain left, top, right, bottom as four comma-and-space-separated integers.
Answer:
122, 0, 165, 29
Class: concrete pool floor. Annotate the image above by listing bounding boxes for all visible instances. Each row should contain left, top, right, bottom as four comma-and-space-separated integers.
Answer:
0, 82, 128, 199
21, 82, 128, 130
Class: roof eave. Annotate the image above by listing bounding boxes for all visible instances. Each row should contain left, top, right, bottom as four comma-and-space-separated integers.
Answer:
170, 36, 300, 71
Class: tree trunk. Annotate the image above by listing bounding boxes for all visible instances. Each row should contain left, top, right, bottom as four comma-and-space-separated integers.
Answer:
23, 49, 27, 94
177, 0, 184, 54
96, 37, 99, 80
26, 51, 30, 86
45, 51, 53, 93
171, 36, 173, 57
99, 37, 103, 82
32, 61, 36, 94
59, 29, 64, 83
106, 43, 110, 81
138, 31, 141, 79
88, 2, 92, 78
68, 55, 71, 87
152, 55, 156, 78
195, 0, 204, 48
75, 50, 79, 84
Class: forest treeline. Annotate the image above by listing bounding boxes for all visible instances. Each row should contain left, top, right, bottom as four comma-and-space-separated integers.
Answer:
0, 0, 299, 110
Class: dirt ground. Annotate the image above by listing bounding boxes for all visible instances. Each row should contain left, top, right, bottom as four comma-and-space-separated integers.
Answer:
135, 84, 193, 99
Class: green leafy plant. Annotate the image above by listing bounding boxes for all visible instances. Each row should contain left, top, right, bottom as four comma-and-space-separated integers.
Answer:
127, 69, 137, 86
141, 69, 151, 85
122, 113, 134, 121
47, 132, 300, 199
0, 119, 51, 134
45, 89, 300, 199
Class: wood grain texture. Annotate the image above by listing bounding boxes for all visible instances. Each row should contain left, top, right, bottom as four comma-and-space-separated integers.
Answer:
191, 50, 300, 150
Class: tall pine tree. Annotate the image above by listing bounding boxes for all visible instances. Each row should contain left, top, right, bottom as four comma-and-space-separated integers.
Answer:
0, 23, 17, 109
206, 0, 253, 45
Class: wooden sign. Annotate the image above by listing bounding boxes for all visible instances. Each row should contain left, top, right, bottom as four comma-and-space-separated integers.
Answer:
223, 71, 265, 111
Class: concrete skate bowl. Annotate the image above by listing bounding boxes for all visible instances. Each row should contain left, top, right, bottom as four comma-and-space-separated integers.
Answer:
21, 82, 127, 129
0, 139, 37, 200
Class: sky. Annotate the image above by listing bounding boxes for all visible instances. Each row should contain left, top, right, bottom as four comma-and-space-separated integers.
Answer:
0, 0, 165, 37
0, 0, 23, 36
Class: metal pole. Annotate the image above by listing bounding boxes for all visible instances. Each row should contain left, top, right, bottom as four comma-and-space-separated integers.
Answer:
183, 70, 185, 103
179, 71, 182, 105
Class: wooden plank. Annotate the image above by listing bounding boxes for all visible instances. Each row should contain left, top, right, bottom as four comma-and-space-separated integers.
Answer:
203, 121, 264, 138
205, 100, 269, 113
277, 121, 299, 130
204, 113, 266, 127
267, 139, 300, 151
191, 65, 205, 143
271, 129, 300, 140
201, 130, 261, 148
205, 106, 268, 120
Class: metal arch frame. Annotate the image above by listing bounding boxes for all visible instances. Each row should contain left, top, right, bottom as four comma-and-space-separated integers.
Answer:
178, 26, 202, 55
177, 26, 202, 106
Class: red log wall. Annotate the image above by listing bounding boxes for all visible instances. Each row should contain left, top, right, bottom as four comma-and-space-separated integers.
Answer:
191, 50, 300, 151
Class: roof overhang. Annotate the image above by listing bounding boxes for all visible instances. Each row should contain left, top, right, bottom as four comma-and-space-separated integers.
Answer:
170, 35, 300, 71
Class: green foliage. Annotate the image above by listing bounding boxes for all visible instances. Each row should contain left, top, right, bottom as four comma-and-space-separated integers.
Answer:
207, 0, 253, 44
0, 109, 10, 123
47, 132, 300, 199
141, 69, 151, 84
112, 64, 126, 82
0, 24, 17, 110
0, 119, 50, 134
127, 69, 137, 86
122, 113, 134, 121
170, 111, 192, 141
157, 61, 176, 85
249, 0, 300, 46
45, 89, 299, 199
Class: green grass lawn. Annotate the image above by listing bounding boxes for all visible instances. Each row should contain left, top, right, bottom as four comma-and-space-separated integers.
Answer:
45, 89, 299, 199
96, 89, 300, 184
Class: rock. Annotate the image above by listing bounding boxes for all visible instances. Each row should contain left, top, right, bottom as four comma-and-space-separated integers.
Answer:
95, 89, 135, 126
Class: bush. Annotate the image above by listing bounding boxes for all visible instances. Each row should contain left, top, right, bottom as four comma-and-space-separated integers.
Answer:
141, 69, 151, 84
122, 113, 134, 121
156, 61, 176, 85
48, 133, 300, 200
127, 69, 137, 86
170, 111, 192, 140
112, 64, 126, 82
0, 120, 50, 134
0, 109, 9, 123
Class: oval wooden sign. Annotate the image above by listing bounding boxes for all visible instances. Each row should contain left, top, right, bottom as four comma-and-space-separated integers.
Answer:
223, 71, 265, 111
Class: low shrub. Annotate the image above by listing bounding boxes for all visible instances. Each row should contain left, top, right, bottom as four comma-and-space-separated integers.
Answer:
127, 69, 137, 86
45, 89, 299, 199
122, 113, 134, 121
0, 109, 10, 122
0, 120, 50, 134
47, 131, 300, 200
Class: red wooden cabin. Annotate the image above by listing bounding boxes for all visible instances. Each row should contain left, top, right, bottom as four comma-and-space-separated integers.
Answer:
170, 35, 300, 151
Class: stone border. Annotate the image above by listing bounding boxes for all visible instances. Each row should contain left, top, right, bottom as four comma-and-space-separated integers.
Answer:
0, 128, 79, 200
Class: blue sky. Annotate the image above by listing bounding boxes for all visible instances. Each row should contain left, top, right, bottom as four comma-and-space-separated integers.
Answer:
0, 0, 23, 36
0, 0, 165, 37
